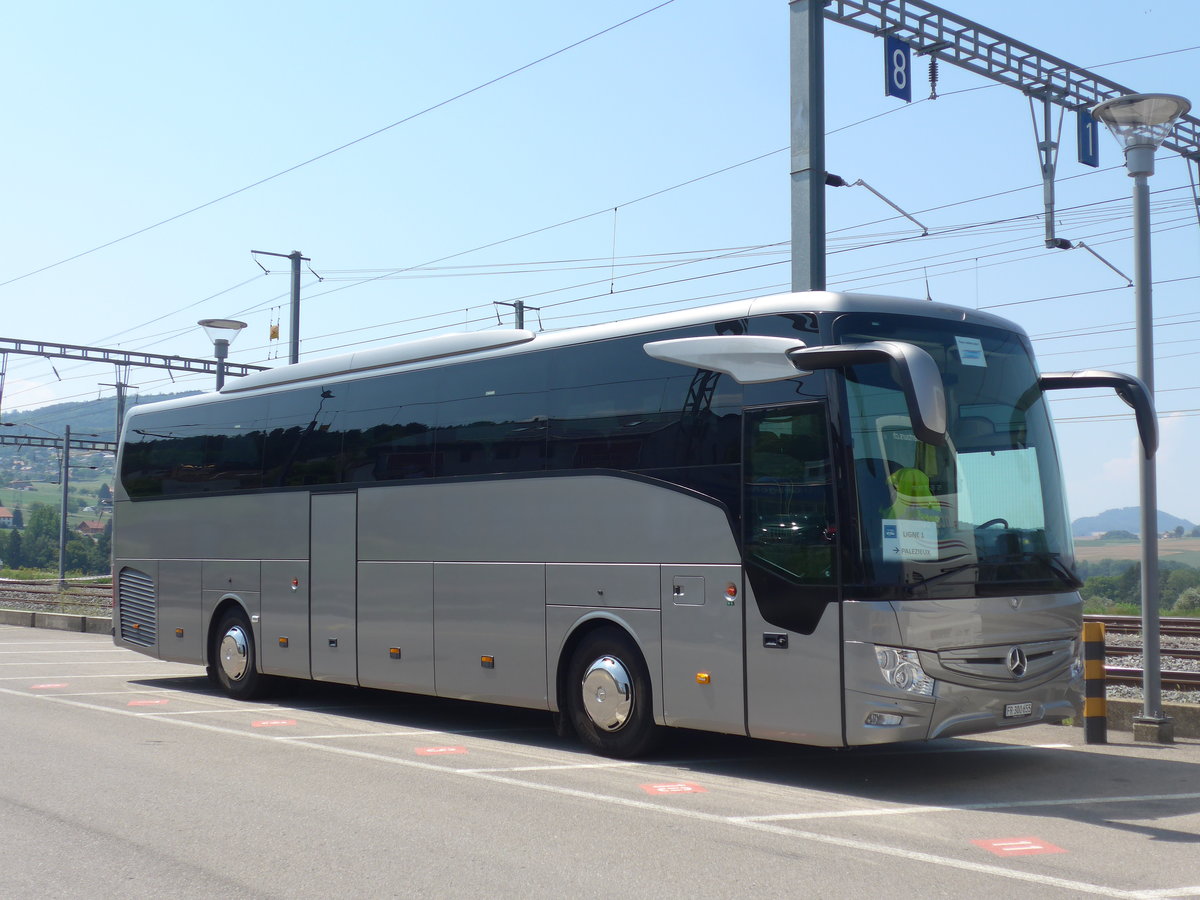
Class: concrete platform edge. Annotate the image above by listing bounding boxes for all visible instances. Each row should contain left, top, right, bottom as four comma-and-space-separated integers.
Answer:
0, 608, 112, 635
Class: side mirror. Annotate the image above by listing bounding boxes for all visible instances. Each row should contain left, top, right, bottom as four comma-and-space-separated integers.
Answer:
788, 341, 947, 446
1039, 369, 1157, 458
643, 335, 947, 445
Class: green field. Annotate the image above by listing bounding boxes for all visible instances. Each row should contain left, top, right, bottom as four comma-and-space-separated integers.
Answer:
1075, 537, 1200, 567
0, 475, 110, 530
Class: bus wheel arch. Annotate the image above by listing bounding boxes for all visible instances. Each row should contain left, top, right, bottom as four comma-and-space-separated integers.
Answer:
559, 620, 662, 758
208, 599, 271, 701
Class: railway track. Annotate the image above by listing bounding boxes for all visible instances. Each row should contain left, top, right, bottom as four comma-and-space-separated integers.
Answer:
1083, 614, 1200, 697
1104, 667, 1200, 691
1084, 613, 1200, 638
0, 580, 112, 613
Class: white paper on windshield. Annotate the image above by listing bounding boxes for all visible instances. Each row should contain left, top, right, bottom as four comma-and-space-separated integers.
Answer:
881, 519, 937, 560
955, 336, 986, 367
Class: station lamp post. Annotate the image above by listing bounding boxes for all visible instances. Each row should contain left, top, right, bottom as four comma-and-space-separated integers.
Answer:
198, 319, 248, 390
1091, 92, 1191, 742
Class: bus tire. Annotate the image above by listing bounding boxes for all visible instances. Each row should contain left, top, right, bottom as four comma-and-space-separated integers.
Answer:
566, 627, 661, 758
212, 608, 270, 701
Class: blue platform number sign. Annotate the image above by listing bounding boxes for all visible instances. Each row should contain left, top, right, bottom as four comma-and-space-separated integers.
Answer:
1077, 109, 1100, 167
885, 35, 912, 103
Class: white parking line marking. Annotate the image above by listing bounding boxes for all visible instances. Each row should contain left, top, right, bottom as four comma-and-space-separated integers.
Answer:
50, 696, 175, 700
0, 672, 192, 682
738, 792, 1200, 822
278, 730, 453, 739
458, 761, 641, 773
0, 660, 169, 666
134, 706, 312, 717
4, 683, 1184, 900
0, 649, 128, 655
278, 727, 547, 741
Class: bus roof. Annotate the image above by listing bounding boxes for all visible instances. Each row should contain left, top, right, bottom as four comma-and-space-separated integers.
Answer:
143, 290, 1025, 408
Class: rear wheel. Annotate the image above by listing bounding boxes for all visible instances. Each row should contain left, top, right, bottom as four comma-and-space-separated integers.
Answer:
212, 608, 270, 700
566, 627, 661, 758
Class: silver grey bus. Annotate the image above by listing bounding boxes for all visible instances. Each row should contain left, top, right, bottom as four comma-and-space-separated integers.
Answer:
112, 291, 1154, 757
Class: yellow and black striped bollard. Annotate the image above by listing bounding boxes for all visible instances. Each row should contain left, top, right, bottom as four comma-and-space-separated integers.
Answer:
1082, 621, 1107, 744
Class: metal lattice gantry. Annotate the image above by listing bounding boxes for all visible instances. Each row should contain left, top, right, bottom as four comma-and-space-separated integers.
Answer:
0, 433, 116, 453
0, 336, 269, 378
823, 0, 1200, 160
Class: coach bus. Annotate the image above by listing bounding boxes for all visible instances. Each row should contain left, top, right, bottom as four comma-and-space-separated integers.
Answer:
112, 291, 1155, 757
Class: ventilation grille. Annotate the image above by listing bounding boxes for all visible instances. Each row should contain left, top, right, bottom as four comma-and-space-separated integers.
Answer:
936, 639, 1072, 684
118, 568, 157, 647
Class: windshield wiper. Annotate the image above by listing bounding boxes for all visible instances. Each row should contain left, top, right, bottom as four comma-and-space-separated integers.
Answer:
903, 554, 1082, 596
988, 552, 1082, 589
904, 563, 980, 596
984, 549, 1089, 592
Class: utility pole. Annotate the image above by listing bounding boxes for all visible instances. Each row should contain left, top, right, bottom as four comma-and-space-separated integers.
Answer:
99, 368, 134, 444
253, 249, 309, 364
58, 424, 70, 590
790, 0, 826, 292
289, 251, 302, 364
494, 300, 539, 330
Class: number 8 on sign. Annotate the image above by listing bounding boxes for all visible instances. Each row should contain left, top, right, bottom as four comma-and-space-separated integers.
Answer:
885, 35, 912, 102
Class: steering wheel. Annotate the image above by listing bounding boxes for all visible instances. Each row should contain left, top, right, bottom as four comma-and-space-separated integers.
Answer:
978, 517, 1009, 529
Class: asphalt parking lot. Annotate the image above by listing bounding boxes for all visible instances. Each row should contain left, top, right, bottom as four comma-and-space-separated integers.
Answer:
2, 623, 1198, 899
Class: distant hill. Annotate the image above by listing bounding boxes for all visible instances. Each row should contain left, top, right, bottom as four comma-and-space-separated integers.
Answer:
1072, 507, 1196, 538
1, 391, 200, 443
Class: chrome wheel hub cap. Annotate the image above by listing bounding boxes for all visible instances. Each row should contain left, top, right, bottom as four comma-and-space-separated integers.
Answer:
219, 625, 250, 682
581, 655, 632, 731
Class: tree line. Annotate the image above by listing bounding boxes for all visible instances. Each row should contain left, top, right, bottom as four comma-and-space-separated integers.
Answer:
0, 503, 111, 576
1078, 558, 1200, 613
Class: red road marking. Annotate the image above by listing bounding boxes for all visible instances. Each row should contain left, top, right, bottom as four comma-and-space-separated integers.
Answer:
128, 699, 170, 707
641, 782, 707, 795
251, 719, 296, 728
972, 837, 1066, 857
415, 746, 467, 756
31, 683, 68, 690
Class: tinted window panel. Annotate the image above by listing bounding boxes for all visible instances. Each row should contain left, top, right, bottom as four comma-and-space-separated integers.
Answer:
122, 398, 266, 497
341, 370, 439, 482
547, 380, 668, 470
262, 386, 346, 487
435, 354, 547, 476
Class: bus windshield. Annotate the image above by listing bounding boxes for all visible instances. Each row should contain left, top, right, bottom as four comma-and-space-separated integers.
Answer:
834, 312, 1077, 598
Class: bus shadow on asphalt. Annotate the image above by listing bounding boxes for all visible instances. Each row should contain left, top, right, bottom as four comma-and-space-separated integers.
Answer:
133, 673, 1200, 844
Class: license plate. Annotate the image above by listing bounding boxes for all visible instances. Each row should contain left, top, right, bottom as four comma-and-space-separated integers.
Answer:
1005, 702, 1033, 718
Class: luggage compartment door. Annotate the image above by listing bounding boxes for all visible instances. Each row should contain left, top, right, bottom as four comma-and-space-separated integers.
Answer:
310, 492, 358, 684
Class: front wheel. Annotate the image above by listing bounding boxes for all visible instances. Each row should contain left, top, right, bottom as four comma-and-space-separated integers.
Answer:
212, 609, 271, 700
566, 627, 661, 758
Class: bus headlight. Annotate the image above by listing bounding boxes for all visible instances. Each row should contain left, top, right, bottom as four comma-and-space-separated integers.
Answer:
1069, 639, 1083, 680
875, 646, 935, 697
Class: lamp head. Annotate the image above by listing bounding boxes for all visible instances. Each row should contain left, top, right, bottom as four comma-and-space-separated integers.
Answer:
198, 318, 248, 347
1092, 93, 1191, 176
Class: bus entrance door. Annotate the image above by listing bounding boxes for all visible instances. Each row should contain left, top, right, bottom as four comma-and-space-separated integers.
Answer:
310, 491, 358, 684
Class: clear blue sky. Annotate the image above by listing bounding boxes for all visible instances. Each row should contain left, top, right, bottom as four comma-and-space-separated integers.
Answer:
1, 1, 1197, 523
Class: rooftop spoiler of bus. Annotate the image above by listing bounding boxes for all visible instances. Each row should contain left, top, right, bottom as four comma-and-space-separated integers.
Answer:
642, 335, 948, 446
1038, 369, 1157, 458
220, 329, 537, 394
